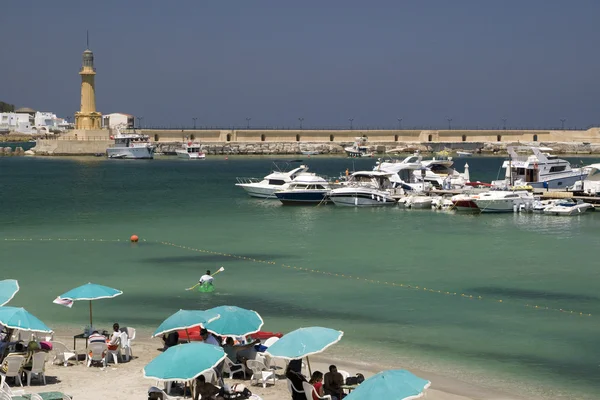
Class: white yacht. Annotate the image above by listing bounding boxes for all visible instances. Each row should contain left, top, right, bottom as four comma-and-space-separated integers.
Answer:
275, 175, 332, 205
329, 171, 396, 206
569, 163, 600, 196
492, 146, 587, 189
474, 190, 534, 213
106, 130, 155, 159
176, 142, 206, 159
344, 136, 373, 158
235, 163, 312, 199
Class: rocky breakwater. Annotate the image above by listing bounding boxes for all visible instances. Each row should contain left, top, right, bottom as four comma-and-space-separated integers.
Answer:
156, 142, 345, 155
480, 141, 600, 154
0, 147, 24, 156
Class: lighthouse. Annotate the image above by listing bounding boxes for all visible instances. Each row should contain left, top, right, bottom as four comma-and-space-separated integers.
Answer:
74, 47, 102, 130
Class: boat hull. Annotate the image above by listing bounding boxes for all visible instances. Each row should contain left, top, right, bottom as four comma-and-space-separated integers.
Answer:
527, 174, 583, 189
474, 199, 523, 213
329, 189, 395, 206
275, 190, 330, 204
452, 199, 479, 211
235, 184, 285, 199
106, 146, 154, 159
176, 150, 206, 159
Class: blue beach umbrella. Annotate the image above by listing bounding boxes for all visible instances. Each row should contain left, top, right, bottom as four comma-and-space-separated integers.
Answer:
0, 279, 19, 306
345, 370, 431, 400
152, 309, 221, 338
143, 342, 226, 382
203, 305, 264, 337
265, 326, 343, 360
55, 282, 123, 328
0, 306, 53, 333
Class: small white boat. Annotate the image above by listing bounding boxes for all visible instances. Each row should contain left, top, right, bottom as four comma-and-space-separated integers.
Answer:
301, 150, 320, 156
236, 163, 312, 199
106, 129, 155, 159
399, 195, 433, 209
474, 190, 534, 213
176, 142, 206, 159
344, 136, 373, 158
543, 201, 594, 216
456, 151, 472, 157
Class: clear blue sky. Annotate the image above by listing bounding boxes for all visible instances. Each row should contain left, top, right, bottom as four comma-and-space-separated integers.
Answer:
2, 0, 599, 129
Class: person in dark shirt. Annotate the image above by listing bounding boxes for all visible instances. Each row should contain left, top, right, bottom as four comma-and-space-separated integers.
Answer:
324, 365, 345, 400
285, 359, 307, 400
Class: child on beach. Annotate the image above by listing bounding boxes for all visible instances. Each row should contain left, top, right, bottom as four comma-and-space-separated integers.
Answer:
309, 371, 325, 400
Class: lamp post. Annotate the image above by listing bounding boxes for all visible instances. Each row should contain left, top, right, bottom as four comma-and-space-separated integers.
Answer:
560, 118, 567, 130
446, 117, 452, 130
136, 117, 143, 129
192, 117, 198, 129
397, 118, 403, 130
298, 117, 304, 130
349, 118, 354, 130
246, 117, 251, 129
502, 117, 507, 130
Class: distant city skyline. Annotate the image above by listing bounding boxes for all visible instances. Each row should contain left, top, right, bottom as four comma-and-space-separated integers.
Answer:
1, 0, 599, 129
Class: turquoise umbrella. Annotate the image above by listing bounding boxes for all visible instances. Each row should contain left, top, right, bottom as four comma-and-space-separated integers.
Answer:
0, 279, 19, 306
56, 283, 123, 328
143, 342, 226, 381
152, 309, 221, 338
203, 305, 264, 337
344, 370, 431, 400
0, 307, 53, 333
265, 326, 343, 375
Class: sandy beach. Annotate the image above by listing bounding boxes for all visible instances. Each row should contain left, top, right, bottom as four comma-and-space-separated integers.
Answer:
8, 328, 529, 400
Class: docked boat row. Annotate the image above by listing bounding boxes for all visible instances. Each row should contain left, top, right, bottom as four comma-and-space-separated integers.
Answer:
235, 146, 597, 215
106, 128, 205, 160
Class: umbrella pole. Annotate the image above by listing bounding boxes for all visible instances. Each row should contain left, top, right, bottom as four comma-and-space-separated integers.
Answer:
306, 356, 312, 376
89, 300, 93, 329
185, 328, 191, 343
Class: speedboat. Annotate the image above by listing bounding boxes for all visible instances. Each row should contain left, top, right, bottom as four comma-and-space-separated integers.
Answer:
106, 129, 155, 159
329, 171, 396, 206
236, 163, 312, 199
491, 146, 588, 190
344, 136, 373, 158
474, 190, 534, 213
176, 142, 206, 159
275, 175, 332, 205
450, 194, 480, 211
543, 201, 594, 216
569, 163, 600, 196
398, 195, 433, 209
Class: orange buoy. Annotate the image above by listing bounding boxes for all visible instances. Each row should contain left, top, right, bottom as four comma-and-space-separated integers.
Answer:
130, 235, 139, 243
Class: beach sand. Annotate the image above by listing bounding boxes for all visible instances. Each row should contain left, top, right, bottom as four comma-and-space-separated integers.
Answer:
15, 329, 527, 400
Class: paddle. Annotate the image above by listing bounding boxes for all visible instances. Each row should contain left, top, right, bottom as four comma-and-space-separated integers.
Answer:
185, 267, 225, 291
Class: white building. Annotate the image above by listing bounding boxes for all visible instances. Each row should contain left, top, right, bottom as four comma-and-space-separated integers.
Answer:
0, 112, 35, 134
0, 109, 71, 134
103, 113, 135, 129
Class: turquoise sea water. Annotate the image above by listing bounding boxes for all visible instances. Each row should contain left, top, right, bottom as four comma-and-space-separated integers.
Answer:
1, 156, 600, 399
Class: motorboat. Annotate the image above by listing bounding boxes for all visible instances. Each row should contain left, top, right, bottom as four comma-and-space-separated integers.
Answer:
106, 129, 155, 159
344, 136, 373, 158
176, 142, 206, 159
491, 146, 587, 190
275, 175, 332, 205
373, 153, 432, 192
398, 195, 433, 209
235, 162, 312, 199
531, 199, 562, 213
456, 151, 472, 157
543, 201, 594, 216
450, 194, 480, 211
329, 171, 396, 206
569, 163, 600, 196
300, 150, 320, 156
431, 196, 454, 210
419, 157, 470, 189
474, 190, 534, 213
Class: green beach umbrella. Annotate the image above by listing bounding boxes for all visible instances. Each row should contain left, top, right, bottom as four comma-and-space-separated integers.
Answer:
203, 305, 264, 337
265, 326, 343, 375
55, 282, 123, 328
143, 342, 226, 382
0, 279, 19, 306
152, 309, 221, 338
344, 370, 431, 400
0, 306, 53, 333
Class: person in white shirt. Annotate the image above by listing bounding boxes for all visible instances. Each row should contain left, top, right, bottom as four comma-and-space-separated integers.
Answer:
199, 270, 214, 286
200, 329, 220, 346
109, 323, 121, 346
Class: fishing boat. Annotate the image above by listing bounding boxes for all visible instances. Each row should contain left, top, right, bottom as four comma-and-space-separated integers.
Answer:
176, 142, 206, 159
344, 136, 373, 158
106, 129, 155, 159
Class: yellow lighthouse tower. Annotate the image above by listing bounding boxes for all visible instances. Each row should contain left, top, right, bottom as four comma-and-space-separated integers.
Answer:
74, 47, 102, 130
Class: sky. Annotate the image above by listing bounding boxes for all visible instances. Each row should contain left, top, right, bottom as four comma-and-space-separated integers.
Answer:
1, 0, 599, 129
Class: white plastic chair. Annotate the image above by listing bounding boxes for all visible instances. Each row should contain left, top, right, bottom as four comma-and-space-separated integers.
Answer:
1, 379, 25, 396
287, 379, 304, 397
51, 341, 79, 366
338, 370, 350, 394
148, 385, 178, 400
120, 331, 132, 362
86, 342, 107, 367
262, 337, 279, 348
23, 352, 47, 386
0, 355, 25, 387
202, 369, 217, 385
106, 334, 122, 365
246, 359, 276, 388
302, 381, 332, 400
121, 327, 136, 358
222, 357, 246, 379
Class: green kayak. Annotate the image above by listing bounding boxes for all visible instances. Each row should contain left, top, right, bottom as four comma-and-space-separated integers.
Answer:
197, 283, 215, 293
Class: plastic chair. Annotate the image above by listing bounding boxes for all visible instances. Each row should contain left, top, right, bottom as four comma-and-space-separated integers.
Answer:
337, 370, 350, 394
120, 331, 132, 362
0, 355, 25, 387
51, 341, 79, 367
262, 337, 279, 348
222, 357, 246, 379
120, 327, 136, 358
86, 342, 107, 367
246, 360, 276, 388
23, 352, 47, 386
1, 379, 25, 396
287, 379, 305, 396
148, 386, 178, 400
302, 381, 332, 400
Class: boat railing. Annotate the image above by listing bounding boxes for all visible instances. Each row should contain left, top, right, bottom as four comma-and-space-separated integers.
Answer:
236, 177, 261, 185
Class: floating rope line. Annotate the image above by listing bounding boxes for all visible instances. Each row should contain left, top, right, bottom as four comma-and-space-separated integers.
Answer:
2, 238, 593, 317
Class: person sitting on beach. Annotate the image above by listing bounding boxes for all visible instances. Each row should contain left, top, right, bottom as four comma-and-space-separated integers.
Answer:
200, 328, 220, 346
285, 359, 307, 400
162, 331, 179, 351
22, 341, 43, 370
88, 330, 106, 344
324, 365, 345, 400
309, 371, 325, 400
0, 342, 26, 375
109, 323, 121, 344
193, 375, 223, 400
